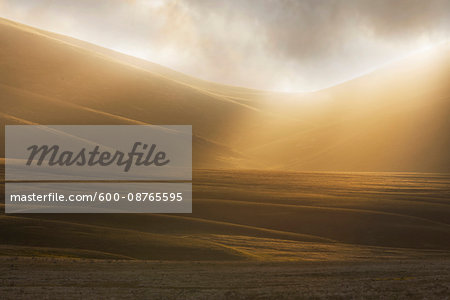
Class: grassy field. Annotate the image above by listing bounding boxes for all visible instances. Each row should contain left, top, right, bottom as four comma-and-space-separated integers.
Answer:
2, 170, 450, 298
1, 170, 450, 260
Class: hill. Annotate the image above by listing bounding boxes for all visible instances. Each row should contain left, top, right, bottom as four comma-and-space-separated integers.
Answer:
0, 18, 449, 261
1, 17, 449, 171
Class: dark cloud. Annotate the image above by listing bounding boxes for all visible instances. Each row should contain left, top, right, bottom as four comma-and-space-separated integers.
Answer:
183, 0, 450, 61
1, 0, 449, 91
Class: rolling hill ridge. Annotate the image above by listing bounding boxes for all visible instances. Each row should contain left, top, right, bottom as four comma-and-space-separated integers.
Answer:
1, 17, 449, 171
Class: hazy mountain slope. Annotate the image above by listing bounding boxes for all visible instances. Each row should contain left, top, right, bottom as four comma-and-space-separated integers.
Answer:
241, 45, 450, 172
0, 18, 248, 167
7, 18, 271, 103
0, 17, 448, 171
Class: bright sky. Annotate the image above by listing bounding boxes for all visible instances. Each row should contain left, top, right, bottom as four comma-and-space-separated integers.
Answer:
1, 0, 449, 92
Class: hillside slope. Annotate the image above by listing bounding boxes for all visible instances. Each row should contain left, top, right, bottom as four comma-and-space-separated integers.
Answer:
0, 17, 449, 171
0, 18, 250, 168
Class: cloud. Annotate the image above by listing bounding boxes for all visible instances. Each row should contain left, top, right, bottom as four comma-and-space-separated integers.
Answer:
181, 0, 450, 63
1, 0, 449, 91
